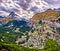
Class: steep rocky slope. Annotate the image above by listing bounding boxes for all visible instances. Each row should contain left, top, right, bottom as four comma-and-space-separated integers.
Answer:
29, 10, 59, 24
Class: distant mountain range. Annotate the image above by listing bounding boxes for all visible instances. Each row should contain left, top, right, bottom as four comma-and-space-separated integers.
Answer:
8, 12, 18, 18
0, 10, 60, 24
3, 20, 27, 27
0, 11, 28, 23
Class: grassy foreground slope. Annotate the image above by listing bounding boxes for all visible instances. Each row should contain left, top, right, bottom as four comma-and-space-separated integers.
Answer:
0, 42, 40, 51
0, 39, 60, 51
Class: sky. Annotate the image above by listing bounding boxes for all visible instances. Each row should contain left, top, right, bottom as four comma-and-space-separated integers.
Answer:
44, 0, 60, 9
0, 0, 60, 19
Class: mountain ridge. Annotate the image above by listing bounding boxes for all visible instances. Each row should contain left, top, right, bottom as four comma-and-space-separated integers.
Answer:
29, 10, 59, 24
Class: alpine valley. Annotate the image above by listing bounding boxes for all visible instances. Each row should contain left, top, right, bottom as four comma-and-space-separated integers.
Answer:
0, 0, 60, 51
0, 9, 60, 51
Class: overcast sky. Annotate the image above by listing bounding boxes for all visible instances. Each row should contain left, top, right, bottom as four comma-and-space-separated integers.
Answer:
0, 0, 60, 19
44, 0, 60, 9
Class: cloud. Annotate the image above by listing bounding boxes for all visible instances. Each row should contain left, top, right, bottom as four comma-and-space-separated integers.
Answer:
0, 0, 60, 19
44, 0, 60, 9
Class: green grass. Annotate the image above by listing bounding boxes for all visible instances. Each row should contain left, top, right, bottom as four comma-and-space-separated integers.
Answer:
0, 39, 60, 51
0, 42, 41, 51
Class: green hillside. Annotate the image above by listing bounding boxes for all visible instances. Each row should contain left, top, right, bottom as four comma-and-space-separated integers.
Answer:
0, 39, 60, 51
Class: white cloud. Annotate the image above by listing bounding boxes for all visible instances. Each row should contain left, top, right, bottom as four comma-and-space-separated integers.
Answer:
0, 0, 60, 19
44, 0, 60, 9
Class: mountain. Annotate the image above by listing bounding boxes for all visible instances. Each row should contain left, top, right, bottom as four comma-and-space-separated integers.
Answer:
1, 11, 19, 23
55, 8, 60, 11
8, 11, 18, 17
29, 10, 59, 24
0, 11, 29, 24
4, 20, 27, 27
0, 16, 5, 18
2, 20, 31, 33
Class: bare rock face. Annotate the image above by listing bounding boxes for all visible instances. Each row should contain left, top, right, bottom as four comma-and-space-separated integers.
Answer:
29, 10, 59, 24
2, 17, 16, 23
